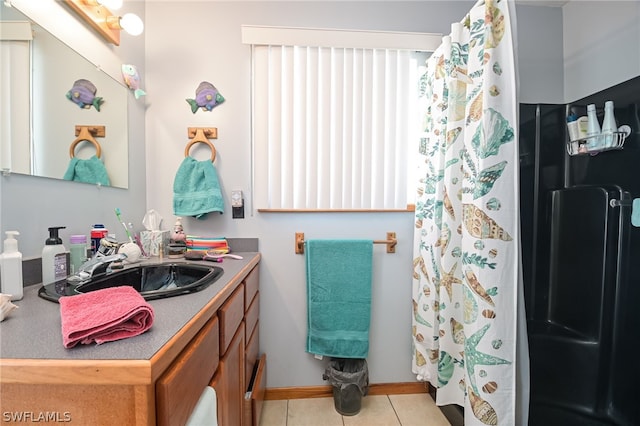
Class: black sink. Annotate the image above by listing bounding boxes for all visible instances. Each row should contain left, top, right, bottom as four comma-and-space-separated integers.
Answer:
38, 263, 224, 302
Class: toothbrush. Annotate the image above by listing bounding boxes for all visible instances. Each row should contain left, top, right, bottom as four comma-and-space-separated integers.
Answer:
204, 253, 243, 260
115, 208, 134, 242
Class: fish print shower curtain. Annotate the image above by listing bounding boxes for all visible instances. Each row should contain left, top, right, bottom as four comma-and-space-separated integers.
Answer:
411, 0, 521, 425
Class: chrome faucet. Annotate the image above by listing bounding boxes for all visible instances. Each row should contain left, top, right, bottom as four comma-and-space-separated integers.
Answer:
68, 252, 128, 283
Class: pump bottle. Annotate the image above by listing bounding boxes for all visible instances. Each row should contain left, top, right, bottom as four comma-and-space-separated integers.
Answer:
42, 226, 67, 285
586, 103, 602, 151
0, 231, 24, 301
601, 100, 617, 148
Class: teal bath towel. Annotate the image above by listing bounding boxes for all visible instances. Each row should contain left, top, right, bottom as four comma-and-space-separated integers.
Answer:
63, 155, 111, 186
306, 239, 373, 358
173, 157, 224, 219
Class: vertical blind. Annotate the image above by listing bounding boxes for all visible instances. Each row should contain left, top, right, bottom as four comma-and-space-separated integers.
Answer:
253, 45, 412, 210
245, 26, 441, 211
0, 22, 32, 174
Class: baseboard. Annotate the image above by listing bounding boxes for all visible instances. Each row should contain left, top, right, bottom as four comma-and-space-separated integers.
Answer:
265, 382, 430, 400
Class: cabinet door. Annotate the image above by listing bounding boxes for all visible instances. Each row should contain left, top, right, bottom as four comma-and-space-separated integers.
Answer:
156, 315, 220, 426
212, 321, 245, 426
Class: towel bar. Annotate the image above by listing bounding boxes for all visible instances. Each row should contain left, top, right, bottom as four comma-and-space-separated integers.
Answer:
295, 232, 397, 254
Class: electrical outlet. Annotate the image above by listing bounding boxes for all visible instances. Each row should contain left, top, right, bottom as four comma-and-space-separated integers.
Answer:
231, 190, 243, 207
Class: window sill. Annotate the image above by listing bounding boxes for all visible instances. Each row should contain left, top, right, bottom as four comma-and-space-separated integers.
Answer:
257, 205, 415, 213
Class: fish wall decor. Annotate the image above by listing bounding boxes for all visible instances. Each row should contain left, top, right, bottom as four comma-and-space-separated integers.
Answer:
122, 64, 146, 99
186, 81, 225, 113
65, 79, 104, 111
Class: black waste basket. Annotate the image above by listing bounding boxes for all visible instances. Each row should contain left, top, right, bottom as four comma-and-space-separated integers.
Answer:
323, 358, 369, 416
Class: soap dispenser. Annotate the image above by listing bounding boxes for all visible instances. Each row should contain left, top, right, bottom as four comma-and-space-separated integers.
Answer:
42, 226, 67, 285
0, 231, 24, 301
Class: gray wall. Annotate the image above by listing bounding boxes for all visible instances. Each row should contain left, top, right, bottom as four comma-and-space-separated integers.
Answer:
562, 1, 640, 102
516, 5, 564, 104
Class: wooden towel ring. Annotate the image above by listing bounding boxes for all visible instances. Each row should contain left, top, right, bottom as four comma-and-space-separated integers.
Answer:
184, 127, 217, 162
69, 126, 103, 159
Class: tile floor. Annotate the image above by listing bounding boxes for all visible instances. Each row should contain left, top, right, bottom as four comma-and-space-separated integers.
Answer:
259, 393, 452, 426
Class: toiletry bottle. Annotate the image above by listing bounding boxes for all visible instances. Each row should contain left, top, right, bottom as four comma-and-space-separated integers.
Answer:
586, 104, 602, 151
42, 226, 67, 285
566, 114, 580, 154
567, 114, 580, 141
577, 116, 589, 139
601, 100, 617, 148
0, 231, 23, 301
90, 224, 108, 255
69, 234, 88, 275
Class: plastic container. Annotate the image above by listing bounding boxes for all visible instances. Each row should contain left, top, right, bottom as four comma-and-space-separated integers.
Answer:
42, 226, 67, 285
586, 104, 602, 151
0, 231, 23, 301
90, 224, 108, 255
567, 114, 580, 141
577, 116, 589, 139
601, 100, 617, 148
69, 234, 88, 275
323, 358, 369, 416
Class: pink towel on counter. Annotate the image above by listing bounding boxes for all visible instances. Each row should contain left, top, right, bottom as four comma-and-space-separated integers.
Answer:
59, 286, 154, 348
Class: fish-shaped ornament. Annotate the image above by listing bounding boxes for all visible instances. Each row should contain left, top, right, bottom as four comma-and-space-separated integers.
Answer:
65, 79, 104, 111
122, 64, 146, 99
186, 81, 225, 113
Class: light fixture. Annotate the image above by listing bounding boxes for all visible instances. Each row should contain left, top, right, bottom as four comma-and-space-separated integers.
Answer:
63, 0, 143, 46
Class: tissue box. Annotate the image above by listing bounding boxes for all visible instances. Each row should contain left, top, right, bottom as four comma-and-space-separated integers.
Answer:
140, 230, 170, 257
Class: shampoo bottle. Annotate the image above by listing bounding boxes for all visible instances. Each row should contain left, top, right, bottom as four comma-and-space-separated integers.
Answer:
0, 231, 24, 301
586, 104, 602, 151
42, 226, 67, 285
601, 100, 617, 148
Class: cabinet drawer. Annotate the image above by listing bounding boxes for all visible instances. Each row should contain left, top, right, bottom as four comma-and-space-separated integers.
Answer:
245, 292, 259, 342
244, 265, 259, 310
156, 315, 219, 426
244, 353, 267, 426
220, 283, 245, 354
245, 319, 259, 383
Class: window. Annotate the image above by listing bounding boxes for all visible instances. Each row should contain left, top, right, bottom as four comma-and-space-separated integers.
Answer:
242, 26, 440, 211
0, 21, 32, 174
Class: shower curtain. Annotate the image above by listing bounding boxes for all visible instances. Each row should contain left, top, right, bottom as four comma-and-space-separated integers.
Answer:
411, 0, 527, 425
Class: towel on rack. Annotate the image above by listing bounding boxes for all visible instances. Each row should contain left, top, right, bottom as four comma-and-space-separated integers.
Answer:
185, 236, 230, 254
173, 156, 224, 219
63, 155, 111, 186
632, 199, 640, 227
306, 239, 373, 358
59, 286, 154, 348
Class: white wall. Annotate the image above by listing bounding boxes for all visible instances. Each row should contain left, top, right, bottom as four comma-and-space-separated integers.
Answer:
145, 0, 474, 389
562, 1, 640, 102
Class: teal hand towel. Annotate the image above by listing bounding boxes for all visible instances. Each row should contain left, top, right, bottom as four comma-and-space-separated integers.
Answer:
306, 239, 373, 358
63, 155, 111, 186
173, 157, 224, 220
632, 199, 640, 227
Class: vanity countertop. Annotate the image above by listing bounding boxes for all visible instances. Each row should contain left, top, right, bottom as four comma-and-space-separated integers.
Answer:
0, 252, 260, 361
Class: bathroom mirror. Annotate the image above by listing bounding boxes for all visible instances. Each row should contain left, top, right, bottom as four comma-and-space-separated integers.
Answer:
0, 4, 129, 189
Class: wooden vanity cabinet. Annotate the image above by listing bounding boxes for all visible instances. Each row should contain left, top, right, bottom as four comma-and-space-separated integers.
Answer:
210, 264, 266, 426
155, 263, 263, 426
243, 265, 266, 426
0, 259, 262, 426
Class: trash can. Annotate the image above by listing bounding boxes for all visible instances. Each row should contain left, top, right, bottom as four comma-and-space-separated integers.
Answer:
322, 358, 369, 416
